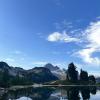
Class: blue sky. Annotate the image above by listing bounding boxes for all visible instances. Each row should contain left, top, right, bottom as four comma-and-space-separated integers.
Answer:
0, 0, 100, 75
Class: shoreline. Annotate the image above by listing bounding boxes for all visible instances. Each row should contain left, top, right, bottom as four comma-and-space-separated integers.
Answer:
0, 84, 100, 95
1, 84, 100, 90
7, 84, 100, 90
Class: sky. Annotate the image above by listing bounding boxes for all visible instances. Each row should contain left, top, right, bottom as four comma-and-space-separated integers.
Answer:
0, 0, 100, 76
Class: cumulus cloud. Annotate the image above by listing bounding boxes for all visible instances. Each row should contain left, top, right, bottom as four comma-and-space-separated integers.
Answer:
47, 31, 79, 43
86, 21, 100, 48
77, 48, 100, 65
48, 19, 100, 66
77, 20, 100, 66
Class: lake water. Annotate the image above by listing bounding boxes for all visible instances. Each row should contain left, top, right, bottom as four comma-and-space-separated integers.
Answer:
0, 86, 100, 100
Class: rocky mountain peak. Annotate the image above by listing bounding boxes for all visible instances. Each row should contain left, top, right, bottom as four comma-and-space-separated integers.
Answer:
44, 63, 59, 71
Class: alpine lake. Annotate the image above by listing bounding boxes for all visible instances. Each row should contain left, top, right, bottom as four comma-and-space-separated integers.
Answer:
0, 85, 100, 100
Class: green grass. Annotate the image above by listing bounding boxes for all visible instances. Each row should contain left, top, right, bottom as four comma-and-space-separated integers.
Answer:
96, 83, 100, 85
46, 80, 96, 85
46, 80, 79, 85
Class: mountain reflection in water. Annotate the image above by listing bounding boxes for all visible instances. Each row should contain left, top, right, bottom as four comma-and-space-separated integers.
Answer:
0, 86, 100, 100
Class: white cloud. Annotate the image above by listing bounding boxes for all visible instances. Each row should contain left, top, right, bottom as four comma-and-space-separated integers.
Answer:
86, 21, 100, 48
77, 48, 100, 65
77, 20, 100, 66
48, 19, 100, 66
5, 58, 15, 62
47, 31, 79, 43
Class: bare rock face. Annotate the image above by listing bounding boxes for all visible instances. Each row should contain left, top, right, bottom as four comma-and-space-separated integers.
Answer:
44, 63, 59, 71
44, 63, 66, 80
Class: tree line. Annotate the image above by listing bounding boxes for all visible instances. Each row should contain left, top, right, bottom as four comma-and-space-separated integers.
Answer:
66, 63, 96, 84
0, 69, 33, 88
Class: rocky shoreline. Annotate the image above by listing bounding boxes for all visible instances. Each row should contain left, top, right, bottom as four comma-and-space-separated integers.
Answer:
0, 88, 8, 97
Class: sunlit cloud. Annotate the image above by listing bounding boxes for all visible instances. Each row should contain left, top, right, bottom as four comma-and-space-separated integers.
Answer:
76, 20, 100, 66
49, 19, 100, 67
47, 31, 79, 43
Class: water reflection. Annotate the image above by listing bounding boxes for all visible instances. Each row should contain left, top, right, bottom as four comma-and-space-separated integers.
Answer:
67, 87, 80, 100
80, 86, 90, 100
0, 86, 99, 100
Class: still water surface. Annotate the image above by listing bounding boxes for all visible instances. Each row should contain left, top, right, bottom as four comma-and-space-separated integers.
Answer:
1, 86, 100, 100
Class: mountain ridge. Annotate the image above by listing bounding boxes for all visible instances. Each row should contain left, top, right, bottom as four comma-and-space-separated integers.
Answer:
0, 61, 58, 85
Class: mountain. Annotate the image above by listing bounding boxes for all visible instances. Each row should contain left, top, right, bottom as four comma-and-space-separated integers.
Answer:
0, 61, 58, 85
27, 67, 58, 83
0, 61, 10, 70
0, 61, 26, 77
44, 63, 60, 71
44, 63, 66, 80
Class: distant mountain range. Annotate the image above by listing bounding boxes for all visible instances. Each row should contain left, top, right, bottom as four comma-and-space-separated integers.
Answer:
0, 61, 100, 88
0, 61, 99, 84
0, 61, 58, 84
